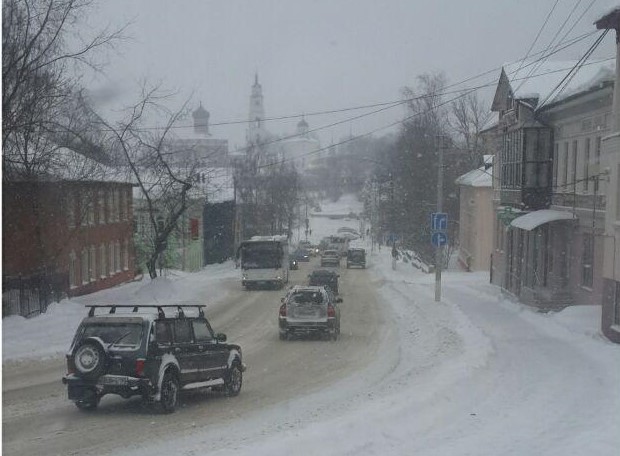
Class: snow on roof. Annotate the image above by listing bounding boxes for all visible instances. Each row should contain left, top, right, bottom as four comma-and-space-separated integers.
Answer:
455, 165, 493, 187
132, 166, 234, 202
510, 209, 577, 231
504, 59, 614, 106
47, 147, 133, 184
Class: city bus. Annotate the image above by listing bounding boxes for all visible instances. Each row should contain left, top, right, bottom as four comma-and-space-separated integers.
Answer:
238, 235, 289, 289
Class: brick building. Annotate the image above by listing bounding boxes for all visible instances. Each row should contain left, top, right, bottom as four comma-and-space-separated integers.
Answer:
3, 169, 135, 303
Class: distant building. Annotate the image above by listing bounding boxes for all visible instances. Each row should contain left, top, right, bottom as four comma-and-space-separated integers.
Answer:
455, 156, 494, 271
279, 116, 321, 170
167, 103, 229, 168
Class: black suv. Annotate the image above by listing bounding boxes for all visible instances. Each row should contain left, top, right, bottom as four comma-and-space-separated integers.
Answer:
346, 248, 366, 269
62, 305, 245, 413
308, 269, 340, 294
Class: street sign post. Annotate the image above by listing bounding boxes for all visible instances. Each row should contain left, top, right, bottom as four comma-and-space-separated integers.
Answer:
431, 212, 448, 231
431, 232, 448, 247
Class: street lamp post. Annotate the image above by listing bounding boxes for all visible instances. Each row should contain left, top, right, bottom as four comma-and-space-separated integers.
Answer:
435, 135, 449, 302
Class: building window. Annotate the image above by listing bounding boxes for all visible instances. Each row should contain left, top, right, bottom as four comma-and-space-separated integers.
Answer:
119, 189, 126, 221
109, 242, 115, 276
66, 192, 75, 228
123, 239, 129, 270
114, 189, 121, 222
583, 138, 590, 193
115, 240, 121, 272
81, 249, 89, 285
100, 244, 107, 278
594, 137, 601, 193
617, 164, 620, 221
126, 190, 132, 221
81, 191, 95, 226
89, 246, 96, 282
69, 251, 77, 288
553, 143, 558, 188
614, 283, 620, 326
98, 190, 105, 224
106, 189, 114, 223
501, 130, 523, 189
581, 234, 594, 288
563, 142, 569, 191
571, 140, 578, 194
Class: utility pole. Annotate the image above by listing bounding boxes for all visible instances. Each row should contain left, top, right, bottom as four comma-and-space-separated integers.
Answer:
435, 135, 448, 302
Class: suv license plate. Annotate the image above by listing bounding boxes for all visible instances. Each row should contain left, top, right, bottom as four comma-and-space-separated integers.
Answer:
99, 376, 127, 386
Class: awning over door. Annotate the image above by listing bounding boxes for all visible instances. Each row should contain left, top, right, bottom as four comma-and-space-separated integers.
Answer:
510, 209, 577, 231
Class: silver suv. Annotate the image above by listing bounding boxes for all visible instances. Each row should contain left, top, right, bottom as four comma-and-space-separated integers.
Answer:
278, 286, 342, 341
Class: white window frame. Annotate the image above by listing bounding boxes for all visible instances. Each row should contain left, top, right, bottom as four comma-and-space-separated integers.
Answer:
89, 245, 96, 282
69, 251, 77, 288
81, 249, 89, 285
115, 240, 121, 272
109, 242, 115, 276
100, 244, 107, 278
123, 239, 129, 270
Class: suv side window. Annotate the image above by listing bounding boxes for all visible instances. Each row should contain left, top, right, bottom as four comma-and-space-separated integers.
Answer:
174, 320, 193, 343
192, 319, 214, 342
156, 320, 173, 345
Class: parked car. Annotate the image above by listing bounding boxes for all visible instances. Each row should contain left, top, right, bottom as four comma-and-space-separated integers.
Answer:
346, 248, 366, 269
289, 257, 299, 270
62, 305, 245, 413
320, 249, 340, 267
278, 286, 342, 340
308, 269, 340, 294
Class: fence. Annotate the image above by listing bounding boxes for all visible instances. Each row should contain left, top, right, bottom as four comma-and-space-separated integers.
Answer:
2, 272, 68, 318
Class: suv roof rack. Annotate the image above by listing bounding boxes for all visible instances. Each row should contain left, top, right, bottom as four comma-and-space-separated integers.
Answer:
85, 305, 206, 319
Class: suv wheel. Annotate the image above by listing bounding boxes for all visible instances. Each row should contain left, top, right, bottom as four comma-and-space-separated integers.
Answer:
160, 371, 179, 413
224, 361, 243, 397
279, 331, 288, 341
74, 341, 106, 380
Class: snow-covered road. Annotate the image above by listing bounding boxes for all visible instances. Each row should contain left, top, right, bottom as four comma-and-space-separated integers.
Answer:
3, 194, 619, 455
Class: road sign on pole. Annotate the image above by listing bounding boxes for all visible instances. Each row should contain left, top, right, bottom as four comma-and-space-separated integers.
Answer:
431, 212, 448, 231
431, 232, 448, 247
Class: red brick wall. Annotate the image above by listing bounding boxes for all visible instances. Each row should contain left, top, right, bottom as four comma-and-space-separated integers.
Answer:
3, 181, 135, 297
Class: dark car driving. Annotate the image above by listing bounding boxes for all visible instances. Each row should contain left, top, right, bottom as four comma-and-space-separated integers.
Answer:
346, 248, 366, 269
308, 269, 340, 294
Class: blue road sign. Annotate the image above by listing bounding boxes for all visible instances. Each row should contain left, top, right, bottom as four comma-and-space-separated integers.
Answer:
431, 212, 448, 231
431, 231, 448, 247
387, 232, 399, 244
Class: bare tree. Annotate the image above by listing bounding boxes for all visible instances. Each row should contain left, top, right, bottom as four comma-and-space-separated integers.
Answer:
2, 0, 124, 178
93, 86, 201, 279
450, 91, 492, 168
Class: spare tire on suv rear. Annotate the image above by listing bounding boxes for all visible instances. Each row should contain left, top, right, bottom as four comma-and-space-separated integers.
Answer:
73, 339, 107, 380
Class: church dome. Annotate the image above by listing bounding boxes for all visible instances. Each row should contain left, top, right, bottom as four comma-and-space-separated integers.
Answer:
192, 103, 209, 119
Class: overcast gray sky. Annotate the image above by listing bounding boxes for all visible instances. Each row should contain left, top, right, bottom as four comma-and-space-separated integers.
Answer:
85, 0, 617, 149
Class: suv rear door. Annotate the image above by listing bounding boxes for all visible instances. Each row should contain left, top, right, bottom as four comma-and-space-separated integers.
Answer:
191, 318, 228, 381
172, 319, 204, 384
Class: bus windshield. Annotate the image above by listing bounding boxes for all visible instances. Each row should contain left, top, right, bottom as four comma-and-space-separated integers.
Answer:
241, 247, 282, 269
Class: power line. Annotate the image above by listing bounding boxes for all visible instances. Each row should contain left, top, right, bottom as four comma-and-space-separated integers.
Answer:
39, 30, 598, 138
512, 0, 561, 81
538, 29, 610, 109
254, 56, 613, 169
514, 0, 588, 93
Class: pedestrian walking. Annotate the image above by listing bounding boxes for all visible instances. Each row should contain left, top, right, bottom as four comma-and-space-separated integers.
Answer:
391, 243, 398, 270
